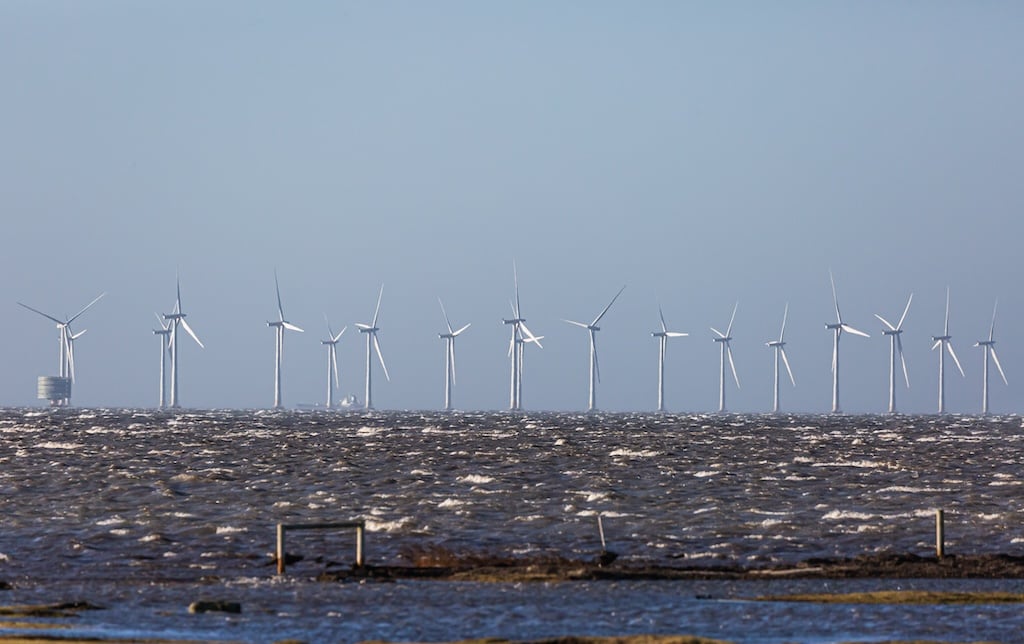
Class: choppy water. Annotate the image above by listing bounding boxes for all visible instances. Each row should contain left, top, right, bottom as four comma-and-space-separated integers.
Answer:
2, 409, 1024, 642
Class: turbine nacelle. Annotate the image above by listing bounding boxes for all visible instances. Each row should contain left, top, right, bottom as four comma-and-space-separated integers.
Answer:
932, 335, 952, 342
357, 325, 379, 334
882, 329, 903, 336
766, 340, 785, 348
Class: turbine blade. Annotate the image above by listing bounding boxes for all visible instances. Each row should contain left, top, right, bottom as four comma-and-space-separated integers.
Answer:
726, 301, 738, 337
274, 270, 284, 322
897, 292, 913, 330
591, 285, 625, 326
727, 343, 740, 389
180, 318, 205, 348
17, 302, 64, 325
563, 319, 589, 329
371, 284, 384, 328
355, 323, 372, 330
155, 312, 169, 331
780, 346, 796, 387
283, 322, 304, 333
67, 292, 106, 325
897, 335, 910, 388
990, 347, 1008, 385
325, 314, 335, 340
331, 345, 340, 388
520, 322, 543, 348
592, 336, 601, 384
453, 323, 471, 336
989, 300, 998, 342
874, 314, 896, 331
71, 328, 87, 340
508, 332, 515, 358
449, 341, 457, 385
830, 270, 842, 323
841, 324, 870, 338
374, 335, 390, 382
658, 305, 668, 334
438, 298, 454, 335
666, 332, 688, 338
931, 340, 941, 351
710, 327, 725, 339
779, 302, 789, 342
943, 287, 951, 336
333, 326, 347, 342
513, 260, 521, 318
947, 342, 966, 377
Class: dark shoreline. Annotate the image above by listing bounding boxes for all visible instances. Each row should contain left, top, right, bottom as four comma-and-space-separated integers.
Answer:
312, 552, 1024, 583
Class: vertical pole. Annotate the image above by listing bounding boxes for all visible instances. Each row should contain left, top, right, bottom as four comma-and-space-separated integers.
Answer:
276, 523, 286, 574
356, 523, 365, 567
935, 509, 945, 559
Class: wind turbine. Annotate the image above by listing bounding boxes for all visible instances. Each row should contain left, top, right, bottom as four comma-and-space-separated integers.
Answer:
321, 317, 346, 409
765, 303, 795, 413
153, 314, 172, 408
875, 293, 913, 413
710, 302, 740, 413
267, 271, 304, 409
502, 262, 542, 411
931, 288, 965, 414
356, 285, 389, 410
975, 301, 1007, 415
17, 292, 105, 406
651, 305, 688, 412
825, 271, 870, 413
163, 278, 204, 408
438, 298, 471, 411
564, 286, 625, 412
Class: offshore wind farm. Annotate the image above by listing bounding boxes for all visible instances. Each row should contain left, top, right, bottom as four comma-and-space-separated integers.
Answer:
3, 5, 1024, 642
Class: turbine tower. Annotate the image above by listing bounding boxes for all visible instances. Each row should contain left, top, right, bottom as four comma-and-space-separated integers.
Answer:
975, 301, 1008, 415
564, 286, 626, 412
438, 298, 471, 411
356, 285, 389, 410
321, 317, 346, 409
267, 271, 304, 409
17, 292, 105, 406
765, 303, 796, 413
931, 288, 965, 414
651, 305, 688, 412
153, 314, 171, 408
502, 262, 542, 411
162, 278, 204, 408
825, 271, 870, 413
875, 293, 913, 414
710, 302, 740, 413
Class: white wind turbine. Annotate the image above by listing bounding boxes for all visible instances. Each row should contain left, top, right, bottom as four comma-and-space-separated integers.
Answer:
356, 285, 389, 411
931, 288, 965, 414
502, 262, 543, 411
153, 314, 171, 408
975, 301, 1007, 415
321, 317, 346, 409
651, 305, 688, 412
564, 286, 626, 412
163, 278, 204, 408
267, 271, 304, 409
438, 298, 471, 411
17, 292, 105, 406
765, 303, 796, 413
710, 302, 740, 413
875, 293, 913, 414
825, 271, 870, 413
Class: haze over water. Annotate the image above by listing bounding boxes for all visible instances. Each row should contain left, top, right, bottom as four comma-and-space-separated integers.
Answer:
2, 408, 1024, 641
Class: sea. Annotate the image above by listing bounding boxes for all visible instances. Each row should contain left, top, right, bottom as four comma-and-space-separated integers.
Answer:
1, 408, 1024, 643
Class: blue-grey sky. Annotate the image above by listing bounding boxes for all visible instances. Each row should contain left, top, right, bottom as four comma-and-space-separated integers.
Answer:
2, 2, 1022, 413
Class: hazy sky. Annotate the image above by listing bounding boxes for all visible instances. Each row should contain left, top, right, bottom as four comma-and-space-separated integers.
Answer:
2, 2, 1022, 413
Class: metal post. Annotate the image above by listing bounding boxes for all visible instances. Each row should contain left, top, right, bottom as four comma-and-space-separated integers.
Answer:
935, 509, 945, 559
276, 523, 286, 574
356, 524, 365, 567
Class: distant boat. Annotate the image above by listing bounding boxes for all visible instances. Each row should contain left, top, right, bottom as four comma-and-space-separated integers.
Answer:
338, 394, 359, 409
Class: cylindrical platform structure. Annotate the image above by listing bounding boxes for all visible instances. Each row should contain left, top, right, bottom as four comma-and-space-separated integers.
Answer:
37, 376, 71, 406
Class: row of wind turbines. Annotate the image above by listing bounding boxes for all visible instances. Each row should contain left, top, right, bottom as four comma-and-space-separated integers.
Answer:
17, 267, 1009, 414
